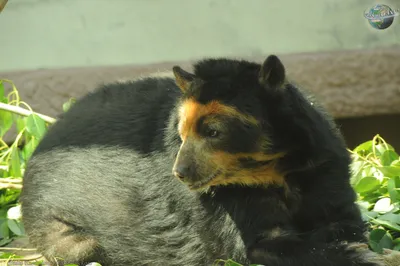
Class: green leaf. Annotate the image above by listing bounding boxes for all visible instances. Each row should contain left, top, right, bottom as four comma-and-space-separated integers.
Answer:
10, 146, 22, 178
63, 97, 76, 113
0, 190, 21, 208
0, 82, 6, 103
354, 140, 373, 154
379, 166, 400, 178
23, 136, 39, 161
375, 144, 392, 156
394, 243, 400, 251
360, 192, 381, 204
387, 178, 399, 203
363, 211, 379, 219
14, 116, 29, 140
0, 220, 9, 239
350, 161, 366, 186
26, 114, 47, 140
372, 218, 400, 232
0, 208, 8, 219
0, 110, 13, 137
7, 219, 25, 236
381, 150, 399, 166
0, 238, 13, 247
14, 116, 25, 132
377, 186, 387, 194
361, 211, 379, 222
377, 213, 400, 225
354, 176, 381, 193
369, 228, 393, 253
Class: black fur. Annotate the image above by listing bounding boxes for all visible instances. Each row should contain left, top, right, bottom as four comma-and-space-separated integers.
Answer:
20, 56, 382, 266
196, 115, 262, 153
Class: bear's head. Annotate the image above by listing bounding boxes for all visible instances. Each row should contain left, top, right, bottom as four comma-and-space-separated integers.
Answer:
171, 55, 290, 191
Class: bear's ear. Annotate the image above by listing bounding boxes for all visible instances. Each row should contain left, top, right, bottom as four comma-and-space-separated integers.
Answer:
258, 55, 286, 89
172, 66, 196, 93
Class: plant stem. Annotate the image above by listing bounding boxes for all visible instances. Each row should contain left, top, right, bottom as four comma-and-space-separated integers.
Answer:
0, 178, 22, 184
0, 102, 56, 124
0, 183, 22, 190
0, 254, 45, 262
0, 177, 23, 190
348, 149, 381, 167
0, 247, 37, 251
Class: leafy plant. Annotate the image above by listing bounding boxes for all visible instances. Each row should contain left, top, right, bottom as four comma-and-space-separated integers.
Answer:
0, 79, 55, 247
350, 134, 400, 254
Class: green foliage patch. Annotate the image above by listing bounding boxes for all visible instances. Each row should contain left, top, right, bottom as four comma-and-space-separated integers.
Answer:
0, 80, 53, 248
350, 134, 400, 253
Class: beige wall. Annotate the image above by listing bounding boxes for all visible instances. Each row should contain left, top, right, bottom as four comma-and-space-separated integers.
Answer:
0, 0, 399, 72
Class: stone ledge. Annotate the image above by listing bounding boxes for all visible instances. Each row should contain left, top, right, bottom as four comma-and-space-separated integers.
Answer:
280, 47, 400, 119
0, 47, 399, 121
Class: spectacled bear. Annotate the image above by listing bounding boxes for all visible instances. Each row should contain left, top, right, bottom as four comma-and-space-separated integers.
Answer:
20, 55, 384, 266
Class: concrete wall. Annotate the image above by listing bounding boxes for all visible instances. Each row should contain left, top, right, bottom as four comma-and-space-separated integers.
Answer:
1, 0, 399, 72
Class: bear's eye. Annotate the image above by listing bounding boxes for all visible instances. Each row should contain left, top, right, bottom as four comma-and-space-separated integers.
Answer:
206, 129, 220, 138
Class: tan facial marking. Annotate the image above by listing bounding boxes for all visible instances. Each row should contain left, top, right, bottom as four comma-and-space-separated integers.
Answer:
178, 98, 258, 140
208, 151, 286, 188
209, 160, 286, 188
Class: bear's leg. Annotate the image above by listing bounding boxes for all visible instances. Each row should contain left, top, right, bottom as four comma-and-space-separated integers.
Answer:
24, 217, 105, 266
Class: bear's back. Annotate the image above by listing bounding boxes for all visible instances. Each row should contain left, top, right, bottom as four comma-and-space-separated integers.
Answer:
33, 77, 181, 156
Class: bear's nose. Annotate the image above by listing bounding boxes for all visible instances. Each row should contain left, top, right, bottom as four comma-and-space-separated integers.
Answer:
174, 171, 185, 181
173, 165, 191, 182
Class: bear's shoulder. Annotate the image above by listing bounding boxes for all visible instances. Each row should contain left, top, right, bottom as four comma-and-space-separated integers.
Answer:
33, 77, 181, 155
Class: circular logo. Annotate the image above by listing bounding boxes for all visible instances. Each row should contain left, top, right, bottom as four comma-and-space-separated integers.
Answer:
364, 4, 399, 30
